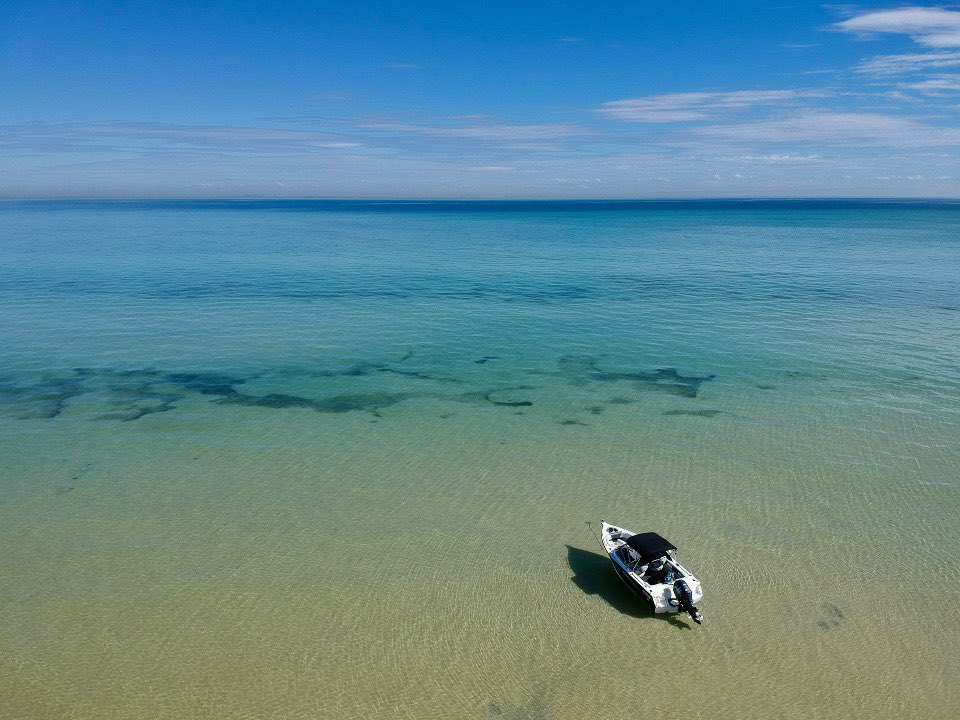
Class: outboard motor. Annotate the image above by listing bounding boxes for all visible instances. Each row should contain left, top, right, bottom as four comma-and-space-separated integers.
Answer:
673, 579, 703, 625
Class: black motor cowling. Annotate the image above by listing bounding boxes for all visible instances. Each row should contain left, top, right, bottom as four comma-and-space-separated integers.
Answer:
673, 579, 703, 625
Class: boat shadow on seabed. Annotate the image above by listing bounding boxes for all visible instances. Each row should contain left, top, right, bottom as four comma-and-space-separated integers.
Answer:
566, 545, 692, 629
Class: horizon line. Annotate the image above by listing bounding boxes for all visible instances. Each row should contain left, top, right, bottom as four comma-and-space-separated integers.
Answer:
3, 196, 960, 203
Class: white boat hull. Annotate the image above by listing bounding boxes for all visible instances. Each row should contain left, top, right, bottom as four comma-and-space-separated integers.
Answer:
600, 521, 703, 614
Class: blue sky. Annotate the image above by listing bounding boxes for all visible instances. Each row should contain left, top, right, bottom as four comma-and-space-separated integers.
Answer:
3, 2, 960, 198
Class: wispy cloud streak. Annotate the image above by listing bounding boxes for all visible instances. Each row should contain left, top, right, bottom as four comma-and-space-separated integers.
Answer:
855, 51, 960, 75
904, 74, 960, 95
597, 90, 827, 123
700, 110, 960, 147
837, 7, 960, 48
0, 122, 364, 156
359, 121, 589, 141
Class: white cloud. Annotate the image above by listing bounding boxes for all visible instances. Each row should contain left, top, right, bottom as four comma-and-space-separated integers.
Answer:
597, 90, 825, 123
1, 122, 362, 150
836, 7, 960, 47
431, 124, 586, 140
700, 110, 960, 147
903, 74, 960, 95
361, 121, 588, 141
74, 124, 336, 143
714, 154, 824, 163
883, 89, 924, 102
855, 51, 960, 75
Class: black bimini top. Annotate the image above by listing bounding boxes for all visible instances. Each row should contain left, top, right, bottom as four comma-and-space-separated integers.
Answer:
624, 532, 676, 560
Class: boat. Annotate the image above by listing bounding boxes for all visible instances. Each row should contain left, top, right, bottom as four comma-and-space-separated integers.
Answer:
599, 521, 704, 624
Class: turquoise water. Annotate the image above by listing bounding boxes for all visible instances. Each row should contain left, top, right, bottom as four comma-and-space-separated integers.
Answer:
1, 201, 959, 718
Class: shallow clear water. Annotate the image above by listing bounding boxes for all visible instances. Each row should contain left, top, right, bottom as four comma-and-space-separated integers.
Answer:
1, 200, 958, 719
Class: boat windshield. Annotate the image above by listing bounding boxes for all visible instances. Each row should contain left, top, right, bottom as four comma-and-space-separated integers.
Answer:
624, 532, 676, 561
